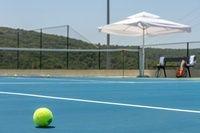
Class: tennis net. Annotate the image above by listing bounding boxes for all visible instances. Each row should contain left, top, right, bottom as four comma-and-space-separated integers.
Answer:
0, 47, 139, 69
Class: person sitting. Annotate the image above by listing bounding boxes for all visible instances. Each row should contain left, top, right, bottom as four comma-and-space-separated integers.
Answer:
176, 55, 196, 78
176, 59, 186, 78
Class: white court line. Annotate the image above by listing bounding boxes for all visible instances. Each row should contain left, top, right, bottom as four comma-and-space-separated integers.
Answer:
2, 76, 200, 83
13, 77, 96, 82
0, 91, 200, 114
0, 80, 199, 85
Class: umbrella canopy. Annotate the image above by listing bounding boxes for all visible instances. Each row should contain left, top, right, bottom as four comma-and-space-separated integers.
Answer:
99, 11, 191, 37
99, 11, 191, 77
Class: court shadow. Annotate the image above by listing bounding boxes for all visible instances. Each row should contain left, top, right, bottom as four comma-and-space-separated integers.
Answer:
36, 126, 55, 129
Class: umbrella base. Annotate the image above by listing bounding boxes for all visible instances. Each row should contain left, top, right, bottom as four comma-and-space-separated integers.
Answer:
137, 75, 150, 78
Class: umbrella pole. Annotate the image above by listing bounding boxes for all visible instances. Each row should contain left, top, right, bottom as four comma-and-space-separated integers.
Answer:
140, 28, 145, 77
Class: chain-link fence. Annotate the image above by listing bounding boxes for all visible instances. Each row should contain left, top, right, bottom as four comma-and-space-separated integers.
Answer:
1, 25, 198, 73
0, 26, 139, 70
144, 41, 200, 69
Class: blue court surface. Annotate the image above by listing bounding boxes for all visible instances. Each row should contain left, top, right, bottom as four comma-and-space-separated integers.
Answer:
0, 77, 200, 133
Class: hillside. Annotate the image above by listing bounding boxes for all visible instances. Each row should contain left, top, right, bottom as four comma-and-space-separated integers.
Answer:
0, 27, 199, 69
0, 27, 139, 69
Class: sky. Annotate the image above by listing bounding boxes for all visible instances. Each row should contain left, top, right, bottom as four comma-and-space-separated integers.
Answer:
0, 0, 200, 46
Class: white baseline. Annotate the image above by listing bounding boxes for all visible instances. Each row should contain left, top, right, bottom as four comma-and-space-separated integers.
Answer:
0, 91, 200, 114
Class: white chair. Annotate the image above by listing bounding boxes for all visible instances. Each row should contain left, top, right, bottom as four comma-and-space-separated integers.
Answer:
159, 56, 165, 66
186, 55, 196, 77
155, 56, 167, 77
187, 55, 196, 67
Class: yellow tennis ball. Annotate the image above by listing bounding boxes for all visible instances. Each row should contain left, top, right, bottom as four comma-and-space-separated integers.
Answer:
33, 107, 53, 127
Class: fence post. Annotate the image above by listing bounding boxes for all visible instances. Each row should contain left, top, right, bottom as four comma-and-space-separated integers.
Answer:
138, 46, 143, 77
17, 29, 20, 69
106, 0, 110, 70
98, 43, 101, 70
122, 50, 125, 77
39, 29, 42, 69
187, 42, 189, 58
67, 25, 69, 69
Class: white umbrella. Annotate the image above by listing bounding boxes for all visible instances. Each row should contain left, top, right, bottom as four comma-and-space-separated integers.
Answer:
99, 11, 191, 77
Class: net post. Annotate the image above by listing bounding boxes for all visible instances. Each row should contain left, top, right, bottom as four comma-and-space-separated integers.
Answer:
17, 29, 20, 69
40, 29, 43, 69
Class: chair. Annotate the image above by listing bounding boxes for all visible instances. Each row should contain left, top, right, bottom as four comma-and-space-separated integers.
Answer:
185, 55, 196, 77
187, 55, 196, 67
155, 56, 167, 77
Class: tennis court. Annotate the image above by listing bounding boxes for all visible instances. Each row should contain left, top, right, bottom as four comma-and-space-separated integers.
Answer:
0, 77, 200, 133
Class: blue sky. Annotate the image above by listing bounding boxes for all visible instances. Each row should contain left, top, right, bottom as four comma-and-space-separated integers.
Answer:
0, 0, 200, 46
